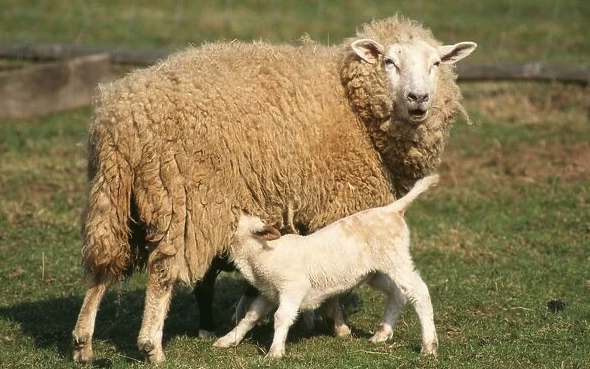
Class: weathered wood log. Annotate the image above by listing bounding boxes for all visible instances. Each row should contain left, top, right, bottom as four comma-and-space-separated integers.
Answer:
1, 44, 589, 84
457, 63, 590, 84
0, 53, 113, 119
0, 44, 168, 66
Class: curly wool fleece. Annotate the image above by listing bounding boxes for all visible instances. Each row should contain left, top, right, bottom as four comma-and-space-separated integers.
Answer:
81, 15, 467, 284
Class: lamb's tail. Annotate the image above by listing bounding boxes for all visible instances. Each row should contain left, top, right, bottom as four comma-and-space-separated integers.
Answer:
388, 174, 440, 214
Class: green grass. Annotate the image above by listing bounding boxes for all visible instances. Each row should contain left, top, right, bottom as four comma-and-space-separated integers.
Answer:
1, 1, 590, 368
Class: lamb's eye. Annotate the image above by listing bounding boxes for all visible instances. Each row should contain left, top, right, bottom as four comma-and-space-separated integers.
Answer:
384, 58, 396, 69
433, 60, 441, 67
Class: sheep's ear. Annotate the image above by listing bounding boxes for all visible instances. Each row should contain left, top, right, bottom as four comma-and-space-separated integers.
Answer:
438, 42, 477, 64
351, 39, 385, 64
254, 225, 281, 241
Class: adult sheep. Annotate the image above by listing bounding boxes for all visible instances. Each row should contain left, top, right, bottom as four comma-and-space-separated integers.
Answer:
72, 15, 476, 364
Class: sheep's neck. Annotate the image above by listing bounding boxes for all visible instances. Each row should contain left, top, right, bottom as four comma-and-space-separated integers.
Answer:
363, 115, 450, 197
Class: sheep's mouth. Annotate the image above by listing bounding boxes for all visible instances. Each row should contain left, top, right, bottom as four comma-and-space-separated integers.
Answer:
408, 108, 428, 122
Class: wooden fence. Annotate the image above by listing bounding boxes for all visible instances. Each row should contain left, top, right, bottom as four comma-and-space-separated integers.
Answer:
1, 44, 588, 119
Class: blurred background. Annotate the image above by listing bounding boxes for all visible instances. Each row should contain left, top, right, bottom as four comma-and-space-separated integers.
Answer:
1, 0, 589, 63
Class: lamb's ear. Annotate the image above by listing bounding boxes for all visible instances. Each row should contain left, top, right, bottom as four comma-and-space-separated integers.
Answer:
351, 39, 385, 64
253, 225, 281, 241
438, 42, 477, 64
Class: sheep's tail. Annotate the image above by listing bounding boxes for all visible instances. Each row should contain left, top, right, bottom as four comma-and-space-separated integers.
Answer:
80, 119, 134, 279
388, 174, 439, 214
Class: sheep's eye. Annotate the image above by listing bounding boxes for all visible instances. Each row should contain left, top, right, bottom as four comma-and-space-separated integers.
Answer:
433, 60, 441, 67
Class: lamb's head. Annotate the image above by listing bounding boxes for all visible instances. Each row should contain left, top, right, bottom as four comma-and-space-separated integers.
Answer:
235, 213, 281, 249
350, 39, 476, 124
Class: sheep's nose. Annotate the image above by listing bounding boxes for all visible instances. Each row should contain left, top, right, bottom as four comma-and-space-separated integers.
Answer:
407, 92, 429, 103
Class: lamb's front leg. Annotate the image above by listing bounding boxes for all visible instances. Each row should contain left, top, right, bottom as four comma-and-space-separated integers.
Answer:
213, 296, 274, 348
267, 293, 305, 358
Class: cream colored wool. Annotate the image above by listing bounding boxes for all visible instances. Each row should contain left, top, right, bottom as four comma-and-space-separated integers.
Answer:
74, 15, 473, 363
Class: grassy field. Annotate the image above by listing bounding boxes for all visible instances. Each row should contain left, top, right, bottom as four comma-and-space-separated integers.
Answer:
1, 1, 589, 368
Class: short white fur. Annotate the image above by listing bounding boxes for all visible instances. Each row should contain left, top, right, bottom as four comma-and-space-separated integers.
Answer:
214, 175, 440, 358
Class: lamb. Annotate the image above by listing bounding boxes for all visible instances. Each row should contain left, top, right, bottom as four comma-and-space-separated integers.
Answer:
214, 175, 440, 357
72, 15, 476, 364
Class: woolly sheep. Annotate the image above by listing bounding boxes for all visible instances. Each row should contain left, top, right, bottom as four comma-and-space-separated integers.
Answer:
72, 15, 476, 364
214, 175, 440, 357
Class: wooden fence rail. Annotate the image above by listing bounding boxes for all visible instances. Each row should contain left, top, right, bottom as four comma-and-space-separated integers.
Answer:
1, 44, 589, 84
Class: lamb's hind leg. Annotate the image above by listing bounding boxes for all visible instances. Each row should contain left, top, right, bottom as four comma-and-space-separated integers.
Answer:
72, 273, 113, 364
391, 268, 438, 355
368, 272, 406, 343
137, 259, 176, 364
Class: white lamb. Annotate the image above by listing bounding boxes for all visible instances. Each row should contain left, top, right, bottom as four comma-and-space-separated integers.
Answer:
214, 174, 440, 358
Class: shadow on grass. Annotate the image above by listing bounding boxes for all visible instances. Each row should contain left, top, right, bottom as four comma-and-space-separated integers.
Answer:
0, 274, 375, 364
0, 274, 248, 365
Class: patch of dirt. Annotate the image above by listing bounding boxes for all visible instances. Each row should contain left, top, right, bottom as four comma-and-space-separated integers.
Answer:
461, 82, 590, 125
442, 141, 590, 185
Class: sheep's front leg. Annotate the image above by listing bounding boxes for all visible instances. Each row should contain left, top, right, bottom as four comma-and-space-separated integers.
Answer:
267, 293, 305, 358
368, 272, 405, 343
72, 274, 113, 363
137, 260, 175, 364
194, 265, 221, 338
214, 296, 274, 348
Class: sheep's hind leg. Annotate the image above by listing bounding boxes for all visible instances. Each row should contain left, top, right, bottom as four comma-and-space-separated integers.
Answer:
72, 274, 113, 364
213, 296, 274, 348
368, 272, 406, 343
137, 260, 175, 364
322, 297, 351, 338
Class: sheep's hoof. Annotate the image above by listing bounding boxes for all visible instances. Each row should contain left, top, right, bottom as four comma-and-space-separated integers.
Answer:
334, 324, 352, 338
368, 325, 393, 343
138, 339, 166, 364
198, 329, 216, 339
72, 332, 93, 364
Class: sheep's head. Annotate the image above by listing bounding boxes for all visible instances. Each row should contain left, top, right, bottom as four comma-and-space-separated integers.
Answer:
351, 39, 476, 124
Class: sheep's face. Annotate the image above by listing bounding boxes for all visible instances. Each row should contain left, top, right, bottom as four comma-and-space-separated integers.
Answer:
351, 39, 476, 123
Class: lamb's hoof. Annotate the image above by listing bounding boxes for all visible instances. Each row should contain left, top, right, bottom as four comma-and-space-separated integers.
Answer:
369, 325, 393, 344
334, 324, 352, 338
138, 339, 165, 364
266, 346, 284, 358
213, 335, 236, 348
420, 341, 438, 357
198, 329, 216, 339
72, 332, 93, 364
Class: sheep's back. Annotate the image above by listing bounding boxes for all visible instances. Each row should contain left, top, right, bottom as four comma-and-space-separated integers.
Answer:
88, 41, 395, 282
